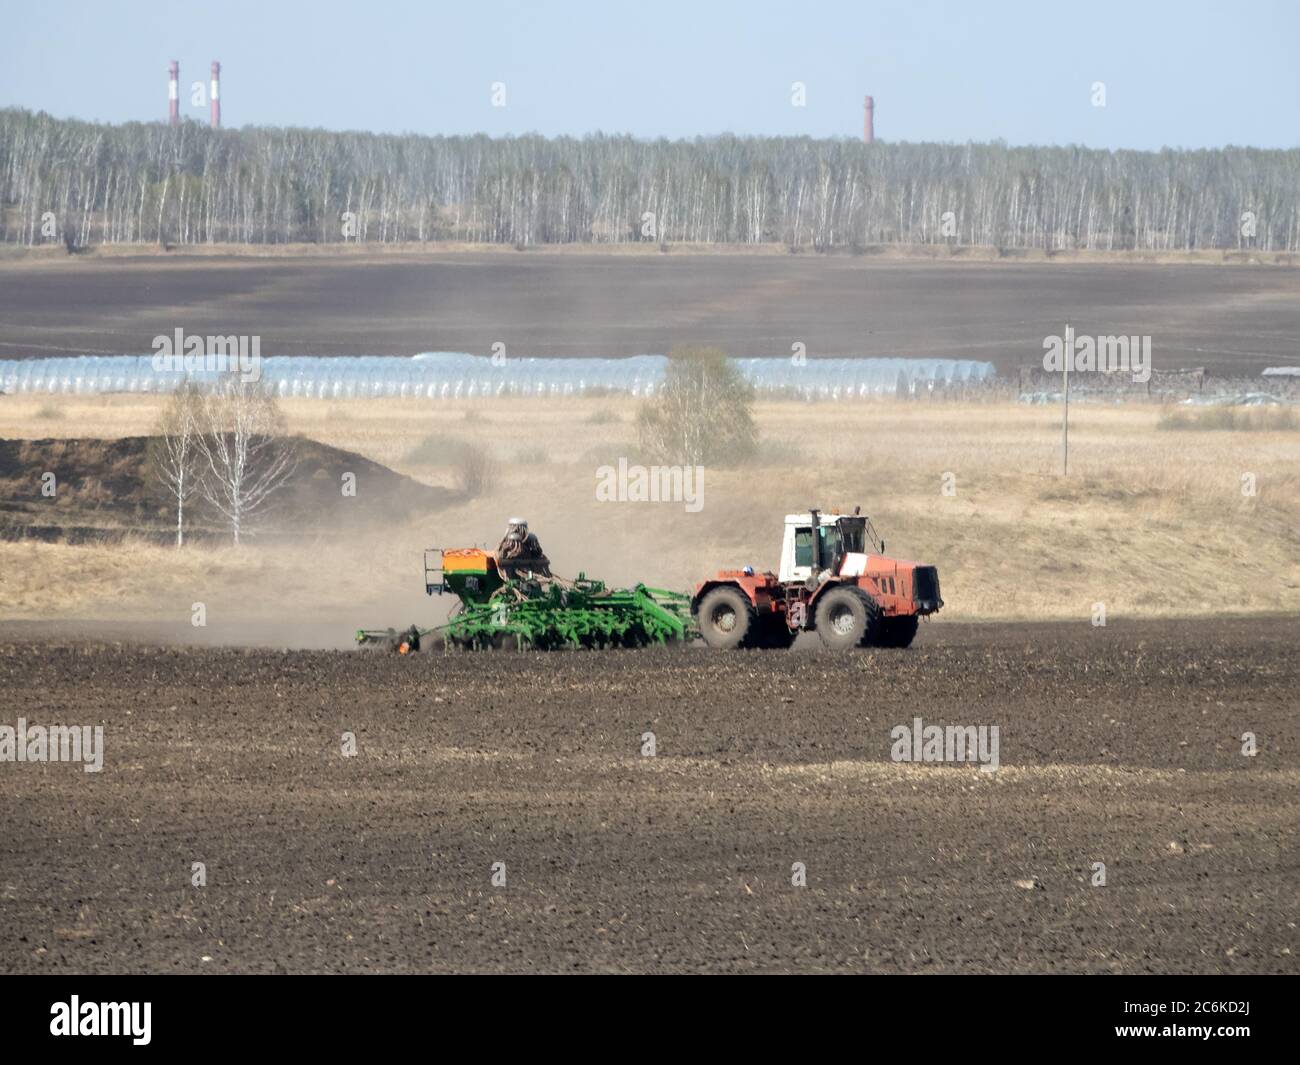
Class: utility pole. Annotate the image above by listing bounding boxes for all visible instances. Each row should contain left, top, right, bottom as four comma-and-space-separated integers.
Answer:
1062, 323, 1072, 476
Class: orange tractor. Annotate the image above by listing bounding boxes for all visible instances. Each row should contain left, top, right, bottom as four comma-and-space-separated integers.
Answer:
691, 507, 942, 650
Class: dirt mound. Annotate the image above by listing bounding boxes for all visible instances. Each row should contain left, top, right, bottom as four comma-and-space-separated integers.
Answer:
0, 435, 451, 543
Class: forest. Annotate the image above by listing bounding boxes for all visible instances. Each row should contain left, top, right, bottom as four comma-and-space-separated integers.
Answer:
2, 107, 1297, 252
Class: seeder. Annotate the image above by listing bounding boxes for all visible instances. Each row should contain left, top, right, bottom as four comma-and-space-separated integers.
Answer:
356, 548, 696, 652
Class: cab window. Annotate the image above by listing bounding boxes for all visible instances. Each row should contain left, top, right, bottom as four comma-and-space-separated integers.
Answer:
794, 528, 813, 567
819, 525, 841, 563
839, 522, 865, 554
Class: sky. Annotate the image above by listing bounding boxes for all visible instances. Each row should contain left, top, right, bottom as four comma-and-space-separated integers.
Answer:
1, 0, 1296, 149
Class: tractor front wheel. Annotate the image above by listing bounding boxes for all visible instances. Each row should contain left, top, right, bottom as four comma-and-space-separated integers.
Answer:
697, 586, 756, 650
814, 586, 881, 650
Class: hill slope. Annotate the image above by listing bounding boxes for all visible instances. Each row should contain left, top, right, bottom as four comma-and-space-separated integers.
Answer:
0, 435, 451, 543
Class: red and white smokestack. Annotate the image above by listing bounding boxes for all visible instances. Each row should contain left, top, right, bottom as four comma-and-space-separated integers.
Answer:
168, 61, 180, 127
863, 95, 875, 145
210, 61, 221, 129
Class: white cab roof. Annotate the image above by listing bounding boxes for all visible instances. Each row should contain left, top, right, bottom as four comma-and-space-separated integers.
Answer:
785, 513, 859, 525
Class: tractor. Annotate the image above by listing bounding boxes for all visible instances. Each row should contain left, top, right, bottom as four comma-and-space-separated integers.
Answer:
690, 507, 942, 650
357, 506, 940, 653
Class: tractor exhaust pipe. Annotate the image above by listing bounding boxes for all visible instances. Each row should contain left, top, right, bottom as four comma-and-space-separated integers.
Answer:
809, 507, 821, 573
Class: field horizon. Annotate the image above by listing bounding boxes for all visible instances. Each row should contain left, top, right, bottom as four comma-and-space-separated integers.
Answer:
6, 240, 1300, 267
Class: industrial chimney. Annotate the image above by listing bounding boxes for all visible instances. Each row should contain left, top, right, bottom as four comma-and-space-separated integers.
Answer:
863, 95, 874, 144
168, 61, 180, 127
210, 61, 221, 129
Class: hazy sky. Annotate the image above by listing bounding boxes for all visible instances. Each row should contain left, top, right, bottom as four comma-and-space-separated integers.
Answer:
1, 0, 1296, 149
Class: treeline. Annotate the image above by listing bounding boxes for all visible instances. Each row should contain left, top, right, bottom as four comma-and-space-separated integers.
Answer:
2, 108, 1298, 252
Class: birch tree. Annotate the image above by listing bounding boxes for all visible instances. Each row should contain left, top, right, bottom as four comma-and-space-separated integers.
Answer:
195, 384, 297, 544
148, 383, 203, 546
3, 107, 1299, 253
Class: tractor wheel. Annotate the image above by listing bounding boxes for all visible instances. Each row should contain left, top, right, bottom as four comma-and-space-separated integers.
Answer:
814, 586, 881, 650
878, 615, 920, 648
697, 586, 757, 650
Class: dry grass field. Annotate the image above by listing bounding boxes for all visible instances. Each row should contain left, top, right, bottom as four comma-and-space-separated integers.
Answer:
2, 391, 1298, 640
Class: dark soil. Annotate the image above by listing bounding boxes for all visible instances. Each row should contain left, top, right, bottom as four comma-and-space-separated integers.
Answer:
0, 616, 1294, 973
2, 252, 1297, 373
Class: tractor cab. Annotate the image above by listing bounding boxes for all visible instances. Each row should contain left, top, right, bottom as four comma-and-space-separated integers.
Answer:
777, 509, 881, 583
690, 502, 941, 650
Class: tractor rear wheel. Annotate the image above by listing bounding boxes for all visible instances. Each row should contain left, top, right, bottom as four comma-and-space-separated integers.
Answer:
878, 615, 920, 648
697, 586, 756, 650
814, 586, 881, 650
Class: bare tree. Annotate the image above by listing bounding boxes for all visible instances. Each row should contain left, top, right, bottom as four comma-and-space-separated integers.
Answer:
4, 108, 1300, 253
195, 383, 297, 544
147, 383, 203, 546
